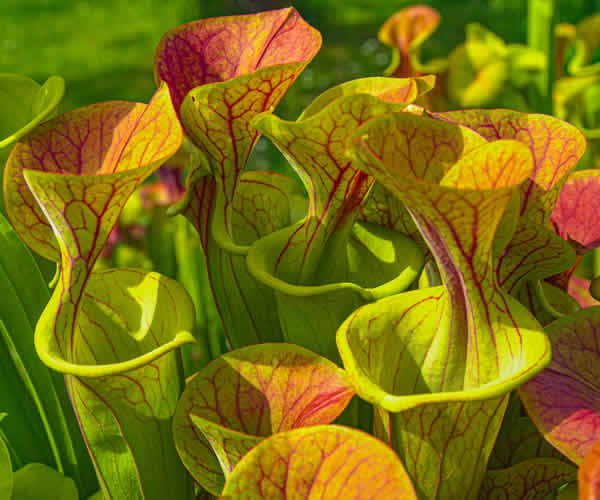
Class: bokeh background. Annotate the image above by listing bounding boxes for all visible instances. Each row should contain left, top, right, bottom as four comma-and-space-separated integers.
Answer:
3, 0, 600, 173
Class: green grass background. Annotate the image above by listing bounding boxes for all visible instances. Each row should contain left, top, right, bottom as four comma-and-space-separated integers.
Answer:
2, 0, 600, 172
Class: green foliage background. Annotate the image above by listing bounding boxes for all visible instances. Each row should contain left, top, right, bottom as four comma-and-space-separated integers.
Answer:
3, 0, 600, 174
0, 0, 600, 172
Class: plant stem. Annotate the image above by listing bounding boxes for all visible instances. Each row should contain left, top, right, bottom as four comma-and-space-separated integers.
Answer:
175, 216, 212, 372
593, 248, 600, 278
528, 0, 556, 114
533, 280, 564, 319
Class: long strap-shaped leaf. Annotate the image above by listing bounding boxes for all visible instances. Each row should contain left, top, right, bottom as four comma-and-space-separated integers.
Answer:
0, 73, 65, 219
0, 415, 12, 500
0, 212, 98, 496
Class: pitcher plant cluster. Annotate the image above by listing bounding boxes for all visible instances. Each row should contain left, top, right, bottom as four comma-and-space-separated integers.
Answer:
3, 6, 600, 500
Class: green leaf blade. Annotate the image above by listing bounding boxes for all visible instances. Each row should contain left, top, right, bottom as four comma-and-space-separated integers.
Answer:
155, 8, 321, 233
0, 417, 13, 500
4, 83, 193, 500
183, 171, 302, 348
0, 212, 96, 495
480, 459, 576, 499
154, 8, 322, 120
63, 268, 196, 500
0, 74, 65, 151
496, 218, 575, 294
11, 463, 77, 500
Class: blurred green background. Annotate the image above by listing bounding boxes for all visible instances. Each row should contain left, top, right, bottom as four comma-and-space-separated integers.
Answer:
2, 0, 600, 172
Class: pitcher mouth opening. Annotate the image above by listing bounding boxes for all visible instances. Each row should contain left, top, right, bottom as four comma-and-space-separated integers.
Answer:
35, 268, 196, 378
336, 289, 552, 414
247, 218, 424, 300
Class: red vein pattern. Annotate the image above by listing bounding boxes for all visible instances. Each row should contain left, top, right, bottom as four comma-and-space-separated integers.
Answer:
229, 172, 302, 246
479, 458, 576, 499
179, 64, 311, 219
552, 170, 600, 250
5, 85, 180, 263
154, 8, 321, 118
5, 85, 182, 361
154, 7, 320, 240
69, 289, 192, 500
481, 410, 576, 500
182, 175, 215, 253
347, 113, 544, 386
339, 111, 553, 499
221, 425, 417, 499
433, 110, 584, 298
358, 182, 427, 252
374, 398, 508, 499
435, 109, 586, 226
183, 171, 302, 348
253, 88, 423, 285
521, 308, 600, 465
495, 218, 575, 294
489, 414, 569, 469
154, 9, 321, 351
3, 85, 194, 500
172, 344, 355, 496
